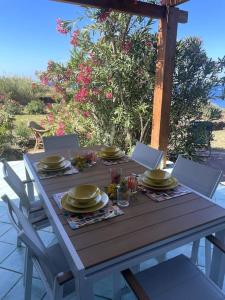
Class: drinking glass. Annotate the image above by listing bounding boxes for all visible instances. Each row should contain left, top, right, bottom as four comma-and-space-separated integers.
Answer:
117, 185, 130, 207
110, 168, 122, 184
127, 175, 138, 194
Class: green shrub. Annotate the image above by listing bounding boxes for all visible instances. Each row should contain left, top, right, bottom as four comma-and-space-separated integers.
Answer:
14, 122, 32, 147
3, 99, 23, 115
0, 109, 13, 155
0, 76, 49, 105
26, 100, 45, 114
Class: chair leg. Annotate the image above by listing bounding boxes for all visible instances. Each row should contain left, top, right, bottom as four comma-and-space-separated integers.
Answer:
53, 281, 64, 300
205, 238, 212, 276
113, 272, 122, 300
191, 239, 200, 264
24, 248, 33, 300
17, 236, 22, 247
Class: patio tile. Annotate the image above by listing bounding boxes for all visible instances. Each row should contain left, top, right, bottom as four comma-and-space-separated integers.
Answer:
0, 227, 20, 245
37, 230, 56, 247
3, 277, 46, 300
0, 241, 16, 263
0, 267, 21, 299
0, 222, 11, 237
0, 246, 26, 273
0, 246, 40, 278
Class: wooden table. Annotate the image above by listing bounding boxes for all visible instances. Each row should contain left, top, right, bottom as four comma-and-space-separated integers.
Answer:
24, 148, 225, 299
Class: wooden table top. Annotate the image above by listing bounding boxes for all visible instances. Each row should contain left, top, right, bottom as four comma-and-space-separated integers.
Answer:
25, 150, 225, 269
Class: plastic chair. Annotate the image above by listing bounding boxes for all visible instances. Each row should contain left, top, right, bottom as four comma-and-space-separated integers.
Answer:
1, 159, 49, 246
2, 195, 75, 300
172, 155, 223, 274
172, 155, 222, 198
131, 142, 163, 170
122, 251, 225, 300
43, 134, 79, 152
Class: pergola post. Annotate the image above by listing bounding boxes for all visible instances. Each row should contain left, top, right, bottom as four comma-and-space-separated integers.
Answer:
150, 6, 179, 162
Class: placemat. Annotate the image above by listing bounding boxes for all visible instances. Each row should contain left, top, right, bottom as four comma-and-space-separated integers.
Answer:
101, 156, 130, 166
34, 161, 79, 179
53, 192, 124, 229
138, 184, 191, 202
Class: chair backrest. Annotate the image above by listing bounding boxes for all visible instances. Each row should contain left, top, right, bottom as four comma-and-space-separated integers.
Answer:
27, 121, 45, 131
2, 194, 58, 282
1, 159, 30, 212
43, 134, 79, 152
131, 142, 164, 170
172, 155, 223, 198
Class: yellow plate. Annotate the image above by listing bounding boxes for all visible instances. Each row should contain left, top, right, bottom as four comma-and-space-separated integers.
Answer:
144, 169, 171, 183
65, 194, 101, 208
68, 184, 100, 201
101, 145, 120, 154
38, 160, 71, 172
40, 155, 65, 167
139, 178, 178, 190
141, 176, 175, 187
98, 151, 125, 160
61, 192, 109, 213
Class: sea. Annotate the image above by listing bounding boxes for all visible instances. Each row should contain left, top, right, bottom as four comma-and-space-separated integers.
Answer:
211, 86, 225, 108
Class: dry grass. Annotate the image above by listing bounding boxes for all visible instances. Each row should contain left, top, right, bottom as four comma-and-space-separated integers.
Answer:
212, 130, 225, 150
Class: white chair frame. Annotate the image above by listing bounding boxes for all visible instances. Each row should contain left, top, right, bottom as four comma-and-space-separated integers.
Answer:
43, 134, 79, 152
172, 155, 223, 274
2, 195, 75, 300
131, 142, 164, 170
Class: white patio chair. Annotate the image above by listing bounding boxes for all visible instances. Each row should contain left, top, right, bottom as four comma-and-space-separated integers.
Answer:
43, 134, 79, 152
172, 155, 223, 274
2, 195, 75, 300
1, 159, 49, 246
131, 142, 163, 170
122, 249, 225, 300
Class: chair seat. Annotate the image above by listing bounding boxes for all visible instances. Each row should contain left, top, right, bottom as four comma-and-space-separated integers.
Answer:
30, 199, 44, 212
135, 255, 225, 300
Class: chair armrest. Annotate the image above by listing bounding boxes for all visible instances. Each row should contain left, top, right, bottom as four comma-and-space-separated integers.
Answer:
121, 269, 150, 300
56, 270, 74, 286
206, 235, 225, 254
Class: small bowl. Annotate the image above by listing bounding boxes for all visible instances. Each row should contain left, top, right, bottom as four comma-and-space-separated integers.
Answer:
101, 145, 120, 155
144, 169, 171, 183
40, 155, 65, 167
68, 184, 100, 202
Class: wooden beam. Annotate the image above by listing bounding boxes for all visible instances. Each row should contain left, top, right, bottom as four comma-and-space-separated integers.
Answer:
53, 0, 188, 23
161, 0, 189, 6
150, 7, 179, 159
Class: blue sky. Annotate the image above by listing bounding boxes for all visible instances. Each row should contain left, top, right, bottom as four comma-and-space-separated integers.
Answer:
0, 0, 225, 79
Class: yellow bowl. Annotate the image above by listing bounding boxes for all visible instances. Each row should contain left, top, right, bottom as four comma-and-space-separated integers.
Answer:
101, 145, 120, 155
40, 155, 65, 167
68, 184, 100, 202
144, 169, 171, 183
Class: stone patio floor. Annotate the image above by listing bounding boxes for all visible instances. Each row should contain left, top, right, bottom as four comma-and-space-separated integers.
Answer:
1, 161, 225, 299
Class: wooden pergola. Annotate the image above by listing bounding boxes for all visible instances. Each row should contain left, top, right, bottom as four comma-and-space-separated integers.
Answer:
54, 0, 189, 159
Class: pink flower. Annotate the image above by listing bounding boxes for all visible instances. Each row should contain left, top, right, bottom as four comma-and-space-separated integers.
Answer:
56, 18, 69, 34
56, 128, 65, 136
98, 9, 112, 22
70, 30, 80, 46
76, 65, 92, 86
74, 88, 89, 102
40, 75, 49, 85
145, 40, 152, 48
122, 41, 132, 53
83, 111, 90, 118
92, 87, 100, 95
106, 92, 113, 99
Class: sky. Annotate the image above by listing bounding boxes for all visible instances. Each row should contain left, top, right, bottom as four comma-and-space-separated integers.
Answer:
0, 0, 225, 80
